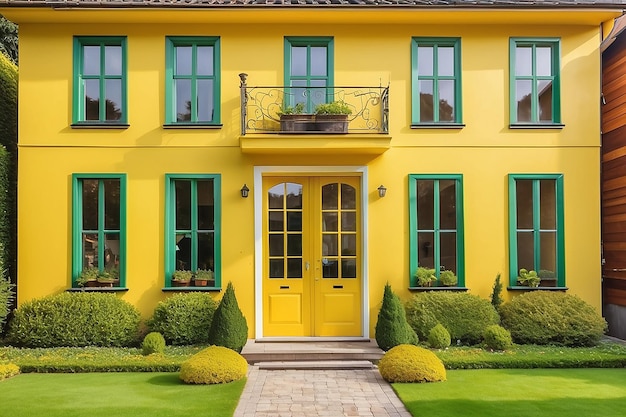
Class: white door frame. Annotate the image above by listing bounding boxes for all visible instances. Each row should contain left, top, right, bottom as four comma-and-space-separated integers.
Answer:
253, 165, 369, 339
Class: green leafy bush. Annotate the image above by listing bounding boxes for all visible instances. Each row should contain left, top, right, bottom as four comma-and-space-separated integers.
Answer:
0, 243, 14, 331
428, 323, 451, 349
490, 273, 504, 311
146, 292, 217, 345
483, 324, 512, 351
378, 344, 446, 383
0, 363, 19, 380
375, 284, 419, 351
141, 332, 166, 355
179, 345, 248, 384
6, 292, 141, 347
499, 291, 607, 346
208, 282, 248, 353
405, 291, 500, 345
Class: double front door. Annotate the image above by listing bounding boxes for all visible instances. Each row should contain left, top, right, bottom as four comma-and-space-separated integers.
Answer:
262, 176, 362, 337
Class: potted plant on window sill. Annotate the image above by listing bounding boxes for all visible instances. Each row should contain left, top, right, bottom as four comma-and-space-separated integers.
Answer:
193, 269, 214, 287
278, 102, 314, 132
96, 268, 119, 287
415, 266, 437, 287
439, 270, 458, 287
517, 268, 541, 287
77, 267, 99, 288
172, 270, 192, 287
314, 101, 352, 133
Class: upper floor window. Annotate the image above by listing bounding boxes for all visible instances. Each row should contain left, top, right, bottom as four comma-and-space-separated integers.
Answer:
509, 38, 561, 127
73, 37, 127, 126
165, 174, 221, 289
165, 37, 221, 125
411, 38, 462, 126
72, 174, 126, 288
409, 175, 465, 288
284, 37, 334, 113
508, 174, 565, 288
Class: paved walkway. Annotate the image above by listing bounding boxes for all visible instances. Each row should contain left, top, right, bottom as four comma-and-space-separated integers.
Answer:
233, 366, 412, 417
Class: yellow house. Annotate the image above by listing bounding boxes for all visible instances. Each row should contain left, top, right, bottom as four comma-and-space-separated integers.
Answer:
0, 1, 623, 339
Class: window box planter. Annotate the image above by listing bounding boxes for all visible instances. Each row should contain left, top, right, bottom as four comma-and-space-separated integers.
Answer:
280, 114, 316, 132
314, 114, 349, 133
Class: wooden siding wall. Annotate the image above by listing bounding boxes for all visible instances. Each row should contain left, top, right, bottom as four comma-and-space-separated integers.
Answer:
602, 35, 626, 306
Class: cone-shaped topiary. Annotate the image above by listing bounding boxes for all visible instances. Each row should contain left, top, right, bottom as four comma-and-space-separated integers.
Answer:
179, 345, 248, 384
378, 344, 446, 383
375, 283, 418, 351
208, 282, 248, 353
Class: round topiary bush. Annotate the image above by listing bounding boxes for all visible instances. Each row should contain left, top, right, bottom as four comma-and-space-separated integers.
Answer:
428, 323, 451, 349
499, 291, 607, 347
483, 324, 512, 351
6, 292, 141, 347
405, 291, 500, 345
378, 344, 446, 383
147, 292, 217, 345
179, 345, 248, 384
142, 332, 166, 355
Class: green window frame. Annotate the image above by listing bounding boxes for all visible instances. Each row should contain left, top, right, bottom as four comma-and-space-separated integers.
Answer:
165, 174, 222, 289
509, 38, 562, 126
72, 36, 128, 126
284, 37, 334, 113
508, 174, 565, 288
409, 174, 465, 287
72, 174, 127, 288
165, 37, 221, 125
411, 37, 462, 126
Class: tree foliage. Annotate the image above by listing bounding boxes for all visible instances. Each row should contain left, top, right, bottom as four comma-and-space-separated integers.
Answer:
0, 16, 17, 65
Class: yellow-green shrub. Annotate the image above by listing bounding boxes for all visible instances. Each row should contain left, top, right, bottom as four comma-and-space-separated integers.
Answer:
0, 363, 19, 380
179, 345, 247, 384
378, 344, 446, 383
428, 323, 451, 349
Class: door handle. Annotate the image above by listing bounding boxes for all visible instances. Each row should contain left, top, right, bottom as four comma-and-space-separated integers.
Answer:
305, 262, 310, 271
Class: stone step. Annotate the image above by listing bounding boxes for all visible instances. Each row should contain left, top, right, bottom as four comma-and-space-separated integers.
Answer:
256, 360, 375, 370
240, 339, 384, 364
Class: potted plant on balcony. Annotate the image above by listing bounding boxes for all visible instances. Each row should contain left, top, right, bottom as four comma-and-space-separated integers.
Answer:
314, 101, 352, 133
172, 270, 192, 287
278, 102, 314, 132
415, 266, 437, 287
193, 269, 214, 287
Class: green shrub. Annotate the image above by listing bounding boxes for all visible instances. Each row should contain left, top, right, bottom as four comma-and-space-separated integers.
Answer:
146, 292, 217, 345
141, 332, 166, 355
483, 324, 512, 351
499, 291, 607, 347
428, 323, 451, 349
208, 282, 248, 353
179, 345, 248, 384
0, 243, 14, 331
375, 284, 419, 351
378, 344, 446, 383
0, 363, 19, 380
6, 292, 141, 348
405, 291, 500, 345
490, 273, 504, 311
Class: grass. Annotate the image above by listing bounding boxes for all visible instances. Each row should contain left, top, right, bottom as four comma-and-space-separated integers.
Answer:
1, 372, 245, 417
394, 368, 626, 417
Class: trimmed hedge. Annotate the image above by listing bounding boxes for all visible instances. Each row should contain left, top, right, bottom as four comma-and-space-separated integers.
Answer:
0, 362, 19, 380
378, 344, 446, 383
6, 292, 141, 347
499, 291, 607, 347
483, 324, 512, 351
405, 291, 500, 345
179, 345, 248, 384
146, 292, 217, 346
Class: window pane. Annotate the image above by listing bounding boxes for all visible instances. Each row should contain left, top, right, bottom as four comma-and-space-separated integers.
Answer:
515, 46, 532, 76
269, 259, 284, 278
323, 213, 338, 232
269, 211, 283, 232
268, 184, 284, 209
104, 45, 122, 76
84, 79, 100, 121
417, 180, 435, 230
323, 234, 338, 257
197, 232, 214, 271
105, 79, 122, 121
82, 233, 99, 268
440, 232, 457, 274
196, 46, 214, 76
341, 184, 356, 210
341, 259, 357, 278
322, 184, 338, 210
197, 180, 214, 230
287, 258, 302, 278
323, 258, 338, 278
291, 46, 307, 76
175, 180, 191, 230
341, 234, 356, 256
175, 79, 192, 122
516, 231, 534, 271
82, 179, 99, 230
287, 234, 302, 256
438, 46, 454, 76
103, 179, 120, 230
83, 46, 100, 76
197, 79, 214, 122
540, 180, 556, 229
417, 232, 434, 268
310, 46, 327, 76
419, 80, 434, 123
536, 46, 552, 76
516, 80, 532, 123
104, 233, 120, 270
176, 233, 191, 270
538, 80, 553, 122
269, 234, 284, 257
286, 212, 302, 232
418, 46, 433, 76
176, 46, 192, 75
286, 183, 303, 209
540, 231, 556, 272
516, 180, 533, 229
438, 80, 455, 122
341, 212, 356, 232
439, 180, 456, 230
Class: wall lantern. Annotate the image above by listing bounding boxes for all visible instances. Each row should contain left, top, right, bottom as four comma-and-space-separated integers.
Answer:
377, 185, 387, 198
240, 184, 250, 198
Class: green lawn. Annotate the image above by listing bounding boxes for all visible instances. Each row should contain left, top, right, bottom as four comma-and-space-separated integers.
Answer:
394, 368, 626, 417
1, 372, 245, 417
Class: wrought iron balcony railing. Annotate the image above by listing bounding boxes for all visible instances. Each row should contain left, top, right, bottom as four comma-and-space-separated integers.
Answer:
239, 74, 389, 135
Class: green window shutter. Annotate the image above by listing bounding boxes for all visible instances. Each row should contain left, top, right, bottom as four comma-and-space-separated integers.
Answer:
409, 174, 465, 287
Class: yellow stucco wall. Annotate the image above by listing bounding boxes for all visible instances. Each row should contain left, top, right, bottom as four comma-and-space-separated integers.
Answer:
7, 11, 610, 338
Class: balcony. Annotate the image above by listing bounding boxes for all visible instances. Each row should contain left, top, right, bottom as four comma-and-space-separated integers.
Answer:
238, 74, 391, 155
